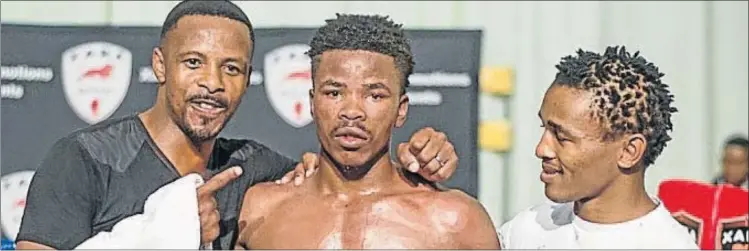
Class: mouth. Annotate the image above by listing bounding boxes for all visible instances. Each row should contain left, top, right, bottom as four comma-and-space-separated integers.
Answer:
540, 165, 563, 183
333, 127, 370, 150
187, 97, 228, 117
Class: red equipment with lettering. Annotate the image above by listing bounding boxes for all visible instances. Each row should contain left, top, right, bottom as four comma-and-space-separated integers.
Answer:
659, 179, 748, 250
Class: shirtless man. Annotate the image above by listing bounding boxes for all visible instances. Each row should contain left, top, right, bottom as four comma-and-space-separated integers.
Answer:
234, 14, 500, 250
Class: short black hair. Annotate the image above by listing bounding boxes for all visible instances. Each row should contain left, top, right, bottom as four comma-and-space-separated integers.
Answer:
725, 135, 749, 150
306, 13, 414, 95
553, 46, 678, 167
160, 0, 254, 44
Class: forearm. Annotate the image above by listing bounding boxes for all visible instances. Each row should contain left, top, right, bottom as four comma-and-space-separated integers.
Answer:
16, 241, 56, 250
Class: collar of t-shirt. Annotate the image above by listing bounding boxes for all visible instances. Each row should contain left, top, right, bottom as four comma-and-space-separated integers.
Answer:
571, 199, 665, 233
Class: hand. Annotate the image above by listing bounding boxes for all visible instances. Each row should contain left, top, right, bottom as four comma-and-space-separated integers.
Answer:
197, 166, 243, 245
275, 152, 319, 186
397, 127, 458, 182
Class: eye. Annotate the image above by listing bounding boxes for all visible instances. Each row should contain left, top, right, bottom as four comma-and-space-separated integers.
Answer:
370, 94, 385, 100
547, 128, 569, 143
324, 90, 340, 98
184, 58, 201, 69
224, 65, 241, 75
554, 132, 569, 142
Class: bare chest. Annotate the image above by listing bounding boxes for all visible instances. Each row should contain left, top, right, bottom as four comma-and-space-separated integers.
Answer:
248, 197, 457, 249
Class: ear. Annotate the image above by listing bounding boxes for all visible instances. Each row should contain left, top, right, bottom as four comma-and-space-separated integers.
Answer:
618, 134, 647, 169
308, 87, 315, 118
152, 47, 167, 85
395, 94, 409, 128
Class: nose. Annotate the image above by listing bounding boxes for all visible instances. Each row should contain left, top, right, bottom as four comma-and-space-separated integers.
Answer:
198, 67, 225, 93
535, 132, 556, 161
338, 95, 365, 121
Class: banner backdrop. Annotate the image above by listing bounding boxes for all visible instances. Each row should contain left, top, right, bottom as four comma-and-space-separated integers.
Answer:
0, 24, 481, 243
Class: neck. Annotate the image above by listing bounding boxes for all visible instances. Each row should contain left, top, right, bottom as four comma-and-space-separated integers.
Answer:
574, 172, 656, 224
730, 176, 748, 187
138, 98, 215, 176
315, 145, 401, 196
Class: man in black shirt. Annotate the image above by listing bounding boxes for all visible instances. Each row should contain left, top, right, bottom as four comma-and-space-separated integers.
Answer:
15, 1, 460, 250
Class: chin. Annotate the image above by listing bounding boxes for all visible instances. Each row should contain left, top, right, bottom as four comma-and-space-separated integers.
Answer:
183, 121, 224, 142
332, 150, 372, 167
184, 107, 233, 130
544, 186, 575, 204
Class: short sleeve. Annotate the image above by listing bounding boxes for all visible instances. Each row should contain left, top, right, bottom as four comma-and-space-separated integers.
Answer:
497, 218, 513, 249
16, 136, 101, 250
252, 145, 298, 183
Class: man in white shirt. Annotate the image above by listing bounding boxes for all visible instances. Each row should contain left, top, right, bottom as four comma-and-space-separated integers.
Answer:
498, 46, 698, 249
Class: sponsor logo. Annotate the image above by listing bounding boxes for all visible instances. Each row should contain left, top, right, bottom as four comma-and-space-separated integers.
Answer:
0, 65, 55, 100
138, 66, 159, 84
1, 171, 35, 241
263, 44, 313, 128
718, 215, 749, 250
406, 90, 443, 106
408, 72, 472, 87
61, 41, 132, 124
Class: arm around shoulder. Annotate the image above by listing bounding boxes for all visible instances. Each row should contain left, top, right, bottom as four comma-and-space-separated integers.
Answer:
15, 136, 101, 250
251, 142, 299, 182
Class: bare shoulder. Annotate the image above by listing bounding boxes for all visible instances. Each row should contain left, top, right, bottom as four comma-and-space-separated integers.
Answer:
426, 189, 500, 249
241, 181, 298, 215
244, 181, 291, 200
236, 181, 300, 248
430, 189, 487, 216
398, 173, 485, 216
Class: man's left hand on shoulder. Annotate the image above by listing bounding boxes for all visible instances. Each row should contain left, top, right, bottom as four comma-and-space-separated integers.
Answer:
276, 127, 458, 185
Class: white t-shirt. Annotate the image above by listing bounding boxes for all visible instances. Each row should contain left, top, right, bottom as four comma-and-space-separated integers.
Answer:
498, 199, 699, 249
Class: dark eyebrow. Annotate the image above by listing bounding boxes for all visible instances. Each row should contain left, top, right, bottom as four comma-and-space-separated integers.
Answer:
177, 50, 206, 59
177, 51, 247, 67
364, 83, 390, 92
539, 112, 572, 136
222, 57, 247, 66
547, 120, 572, 136
320, 79, 345, 88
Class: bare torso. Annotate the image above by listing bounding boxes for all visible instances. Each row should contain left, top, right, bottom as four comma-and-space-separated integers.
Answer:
236, 173, 497, 249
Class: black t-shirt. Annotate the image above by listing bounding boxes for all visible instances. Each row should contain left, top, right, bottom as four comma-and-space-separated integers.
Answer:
16, 115, 297, 250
